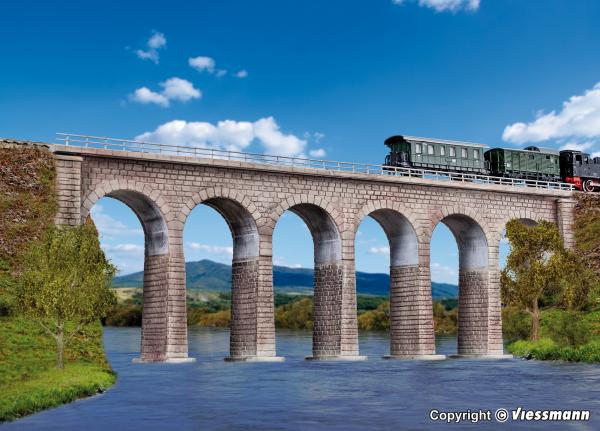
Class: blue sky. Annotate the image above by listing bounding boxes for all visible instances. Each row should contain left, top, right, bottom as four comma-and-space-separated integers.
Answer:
2, 0, 599, 283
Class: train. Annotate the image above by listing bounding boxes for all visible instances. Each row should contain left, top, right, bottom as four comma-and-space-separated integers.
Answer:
384, 135, 600, 192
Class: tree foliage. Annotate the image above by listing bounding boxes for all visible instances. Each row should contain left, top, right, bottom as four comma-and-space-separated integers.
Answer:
10, 224, 116, 368
501, 219, 598, 341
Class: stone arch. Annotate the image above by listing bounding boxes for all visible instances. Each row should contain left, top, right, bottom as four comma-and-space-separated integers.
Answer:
353, 200, 421, 266
270, 196, 343, 264
428, 207, 504, 357
180, 188, 261, 261
428, 206, 491, 269
270, 196, 354, 359
179, 188, 274, 360
353, 200, 439, 359
82, 180, 171, 255
84, 180, 180, 362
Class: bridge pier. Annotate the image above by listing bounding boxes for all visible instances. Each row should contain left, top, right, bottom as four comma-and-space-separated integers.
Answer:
225, 256, 283, 362
385, 264, 444, 360
307, 259, 366, 360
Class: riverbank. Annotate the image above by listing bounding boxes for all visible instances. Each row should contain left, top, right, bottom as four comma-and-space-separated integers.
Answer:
507, 338, 600, 362
0, 317, 116, 422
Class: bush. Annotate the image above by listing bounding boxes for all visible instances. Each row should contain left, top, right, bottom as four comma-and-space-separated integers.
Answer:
507, 338, 600, 363
502, 307, 532, 343
199, 310, 231, 327
545, 310, 591, 347
275, 298, 313, 330
357, 301, 389, 331
433, 302, 457, 334
104, 303, 142, 327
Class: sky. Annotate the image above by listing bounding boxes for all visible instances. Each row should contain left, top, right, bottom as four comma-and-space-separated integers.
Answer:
2, 0, 599, 283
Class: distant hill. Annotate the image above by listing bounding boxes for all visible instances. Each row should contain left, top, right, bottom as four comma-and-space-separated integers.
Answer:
113, 259, 458, 299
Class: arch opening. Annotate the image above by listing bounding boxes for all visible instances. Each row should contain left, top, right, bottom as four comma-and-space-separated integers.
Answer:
273, 203, 344, 358
433, 214, 503, 357
369, 209, 419, 267
202, 197, 259, 261
289, 203, 342, 264
441, 214, 488, 269
107, 190, 169, 256
184, 196, 263, 360
355, 208, 437, 358
89, 190, 173, 362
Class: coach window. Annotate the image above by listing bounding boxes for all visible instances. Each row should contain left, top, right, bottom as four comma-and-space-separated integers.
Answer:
415, 143, 422, 154
440, 146, 446, 156
473, 149, 479, 160
449, 147, 456, 157
428, 145, 434, 155
461, 148, 468, 158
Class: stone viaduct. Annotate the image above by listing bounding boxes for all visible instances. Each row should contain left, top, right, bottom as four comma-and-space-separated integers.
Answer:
49, 141, 576, 363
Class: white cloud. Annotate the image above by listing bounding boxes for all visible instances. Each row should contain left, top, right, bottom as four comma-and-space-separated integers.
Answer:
189, 56, 216, 73
130, 87, 169, 107
189, 56, 245, 79
136, 117, 311, 157
160, 77, 202, 102
235, 69, 248, 78
187, 242, 233, 256
503, 82, 600, 146
559, 141, 595, 152
90, 205, 143, 239
135, 31, 166, 64
368, 246, 390, 255
130, 77, 201, 107
254, 117, 307, 156
147, 32, 166, 50
393, 0, 479, 12
309, 148, 326, 158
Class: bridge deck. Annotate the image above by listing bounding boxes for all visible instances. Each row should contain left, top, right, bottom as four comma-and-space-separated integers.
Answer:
51, 134, 574, 198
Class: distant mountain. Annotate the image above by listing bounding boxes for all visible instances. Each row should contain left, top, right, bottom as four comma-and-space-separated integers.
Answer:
113, 259, 458, 299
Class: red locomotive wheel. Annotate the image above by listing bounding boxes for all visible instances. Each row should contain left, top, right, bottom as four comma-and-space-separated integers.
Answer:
583, 179, 596, 192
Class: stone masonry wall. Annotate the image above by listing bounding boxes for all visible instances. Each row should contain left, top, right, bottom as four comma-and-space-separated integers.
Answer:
313, 262, 343, 357
141, 253, 170, 361
230, 259, 259, 358
389, 265, 436, 356
457, 269, 491, 356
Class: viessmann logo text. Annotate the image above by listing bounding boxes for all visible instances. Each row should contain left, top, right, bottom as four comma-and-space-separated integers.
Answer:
429, 407, 590, 424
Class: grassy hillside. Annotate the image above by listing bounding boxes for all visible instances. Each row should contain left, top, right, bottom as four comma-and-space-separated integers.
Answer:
0, 318, 116, 421
0, 141, 115, 421
113, 259, 459, 299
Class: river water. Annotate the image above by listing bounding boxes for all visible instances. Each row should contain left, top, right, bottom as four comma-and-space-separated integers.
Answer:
3, 327, 600, 430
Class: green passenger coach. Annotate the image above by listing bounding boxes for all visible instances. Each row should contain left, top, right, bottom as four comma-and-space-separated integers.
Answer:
384, 135, 487, 174
484, 146, 560, 181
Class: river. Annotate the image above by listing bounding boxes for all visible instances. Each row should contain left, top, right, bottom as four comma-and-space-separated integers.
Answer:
3, 327, 600, 430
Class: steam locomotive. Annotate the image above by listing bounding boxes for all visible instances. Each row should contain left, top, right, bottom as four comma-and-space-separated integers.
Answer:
384, 135, 600, 192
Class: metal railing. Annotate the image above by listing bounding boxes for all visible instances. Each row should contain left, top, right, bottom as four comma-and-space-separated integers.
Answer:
55, 133, 575, 191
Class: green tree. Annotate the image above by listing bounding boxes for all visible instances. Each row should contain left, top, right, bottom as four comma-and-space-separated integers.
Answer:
556, 249, 598, 311
501, 220, 563, 341
10, 224, 116, 368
